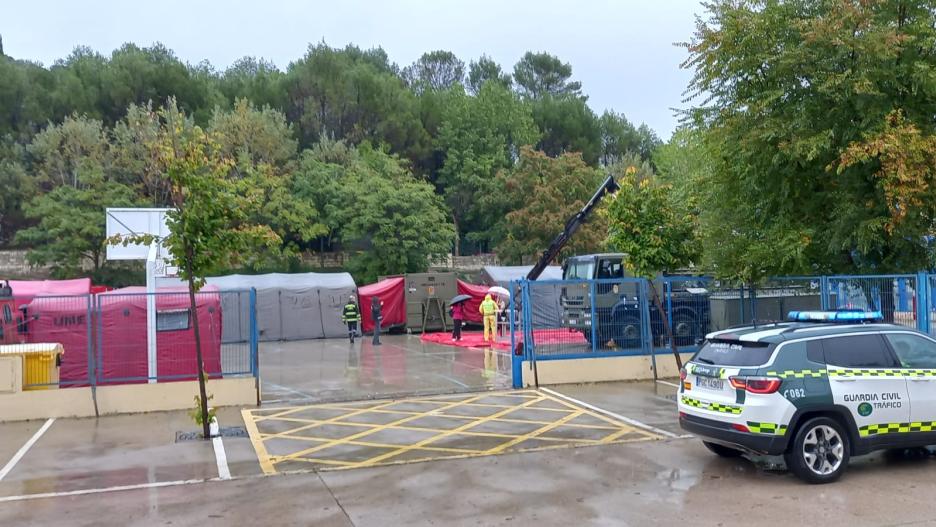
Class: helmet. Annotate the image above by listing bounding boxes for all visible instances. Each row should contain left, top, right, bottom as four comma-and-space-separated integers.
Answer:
349, 294, 356, 301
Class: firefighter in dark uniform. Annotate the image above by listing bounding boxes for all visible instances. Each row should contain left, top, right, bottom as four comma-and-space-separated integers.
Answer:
342, 295, 361, 343
371, 296, 383, 346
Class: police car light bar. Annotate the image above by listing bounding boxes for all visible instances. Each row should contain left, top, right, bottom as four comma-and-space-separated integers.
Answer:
787, 310, 884, 323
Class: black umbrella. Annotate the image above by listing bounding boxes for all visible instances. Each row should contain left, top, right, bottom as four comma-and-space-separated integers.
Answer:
449, 294, 472, 305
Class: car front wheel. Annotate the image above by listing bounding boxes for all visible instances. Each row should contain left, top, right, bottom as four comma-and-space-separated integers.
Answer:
785, 417, 850, 484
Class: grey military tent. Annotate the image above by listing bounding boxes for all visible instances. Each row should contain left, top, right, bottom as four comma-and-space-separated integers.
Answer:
157, 272, 357, 342
479, 265, 563, 328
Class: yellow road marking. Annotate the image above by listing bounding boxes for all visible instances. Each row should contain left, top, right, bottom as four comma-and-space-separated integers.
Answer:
278, 394, 490, 462
242, 389, 664, 474
351, 395, 549, 468
241, 408, 275, 475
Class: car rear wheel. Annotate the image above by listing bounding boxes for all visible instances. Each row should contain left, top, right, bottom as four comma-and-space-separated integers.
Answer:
785, 417, 849, 484
703, 441, 744, 458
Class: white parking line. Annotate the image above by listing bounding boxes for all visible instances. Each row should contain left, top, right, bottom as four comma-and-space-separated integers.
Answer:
539, 387, 681, 439
0, 478, 219, 503
210, 418, 231, 480
0, 418, 55, 482
655, 380, 681, 388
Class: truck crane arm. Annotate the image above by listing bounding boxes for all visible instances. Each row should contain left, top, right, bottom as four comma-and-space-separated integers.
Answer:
525, 174, 620, 281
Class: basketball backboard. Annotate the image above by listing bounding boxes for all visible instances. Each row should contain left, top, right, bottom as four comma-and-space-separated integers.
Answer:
105, 208, 170, 260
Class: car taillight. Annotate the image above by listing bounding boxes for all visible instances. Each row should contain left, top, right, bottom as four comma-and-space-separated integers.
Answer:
729, 376, 781, 394
732, 423, 750, 433
745, 377, 782, 394
679, 368, 687, 381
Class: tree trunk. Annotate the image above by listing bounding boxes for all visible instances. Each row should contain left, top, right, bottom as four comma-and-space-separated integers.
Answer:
649, 281, 683, 371
452, 214, 460, 258
186, 246, 210, 440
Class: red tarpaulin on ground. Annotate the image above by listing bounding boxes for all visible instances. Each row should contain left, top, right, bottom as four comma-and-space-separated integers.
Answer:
8, 278, 92, 308
358, 277, 405, 333
420, 329, 587, 350
456, 280, 488, 324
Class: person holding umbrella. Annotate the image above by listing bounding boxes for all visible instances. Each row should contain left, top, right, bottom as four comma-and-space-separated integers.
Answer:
450, 300, 465, 341
448, 294, 472, 343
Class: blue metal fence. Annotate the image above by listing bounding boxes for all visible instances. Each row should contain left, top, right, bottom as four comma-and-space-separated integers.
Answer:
510, 273, 936, 387
6, 288, 258, 390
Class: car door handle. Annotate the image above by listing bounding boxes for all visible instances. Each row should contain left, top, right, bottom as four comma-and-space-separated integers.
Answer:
832, 378, 856, 382
910, 378, 932, 382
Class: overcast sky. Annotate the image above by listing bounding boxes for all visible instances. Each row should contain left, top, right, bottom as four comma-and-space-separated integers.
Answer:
2, 0, 703, 139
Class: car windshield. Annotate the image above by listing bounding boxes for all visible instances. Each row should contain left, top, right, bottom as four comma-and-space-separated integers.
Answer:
694, 339, 774, 367
564, 261, 594, 280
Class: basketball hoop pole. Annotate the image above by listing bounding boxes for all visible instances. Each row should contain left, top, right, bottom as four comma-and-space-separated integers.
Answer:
105, 207, 171, 385
146, 242, 159, 383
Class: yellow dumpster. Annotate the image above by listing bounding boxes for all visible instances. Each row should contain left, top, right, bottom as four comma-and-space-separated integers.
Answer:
0, 343, 63, 391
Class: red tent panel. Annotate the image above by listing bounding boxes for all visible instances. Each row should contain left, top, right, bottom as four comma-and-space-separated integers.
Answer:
456, 280, 488, 324
97, 286, 222, 383
358, 277, 405, 333
25, 296, 93, 386
8, 278, 92, 309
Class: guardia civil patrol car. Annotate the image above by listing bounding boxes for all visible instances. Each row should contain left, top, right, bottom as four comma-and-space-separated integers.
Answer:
678, 310, 936, 483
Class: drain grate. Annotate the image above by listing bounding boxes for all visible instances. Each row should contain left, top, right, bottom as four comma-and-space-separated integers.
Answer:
175, 426, 248, 443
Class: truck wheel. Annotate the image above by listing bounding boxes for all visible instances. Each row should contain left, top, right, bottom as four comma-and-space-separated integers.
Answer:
703, 441, 744, 458
784, 417, 849, 484
672, 313, 700, 347
612, 315, 641, 349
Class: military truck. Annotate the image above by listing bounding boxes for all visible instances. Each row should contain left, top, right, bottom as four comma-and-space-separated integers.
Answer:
560, 253, 711, 348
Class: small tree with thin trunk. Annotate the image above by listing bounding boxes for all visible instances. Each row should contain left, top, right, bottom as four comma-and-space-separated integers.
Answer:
119, 99, 279, 438
606, 166, 700, 370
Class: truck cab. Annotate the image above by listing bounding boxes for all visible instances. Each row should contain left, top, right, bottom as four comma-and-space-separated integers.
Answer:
0, 283, 18, 344
560, 254, 710, 349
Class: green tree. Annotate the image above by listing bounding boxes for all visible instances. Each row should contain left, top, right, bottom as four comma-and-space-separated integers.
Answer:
467, 55, 512, 95
294, 141, 453, 282
130, 99, 279, 438
0, 55, 55, 138
513, 51, 582, 99
684, 0, 936, 279
599, 111, 660, 165
343, 146, 454, 282
532, 95, 602, 165
402, 50, 465, 93
435, 82, 539, 254
209, 99, 326, 259
283, 42, 429, 157
218, 57, 286, 110
606, 167, 700, 369
496, 147, 607, 264
16, 115, 137, 276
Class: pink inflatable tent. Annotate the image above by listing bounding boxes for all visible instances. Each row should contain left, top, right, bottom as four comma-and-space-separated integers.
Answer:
8, 278, 92, 309
96, 286, 223, 383
23, 295, 94, 386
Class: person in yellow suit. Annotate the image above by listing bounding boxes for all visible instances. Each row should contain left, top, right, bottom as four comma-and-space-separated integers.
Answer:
480, 294, 498, 342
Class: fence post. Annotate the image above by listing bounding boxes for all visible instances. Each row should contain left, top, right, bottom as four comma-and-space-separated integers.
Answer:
639, 280, 656, 379
249, 287, 260, 405
665, 280, 674, 341
522, 280, 538, 387
249, 288, 258, 375
917, 272, 930, 334
820, 276, 830, 310
510, 280, 522, 389
739, 284, 745, 325
589, 280, 598, 353
88, 294, 99, 417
